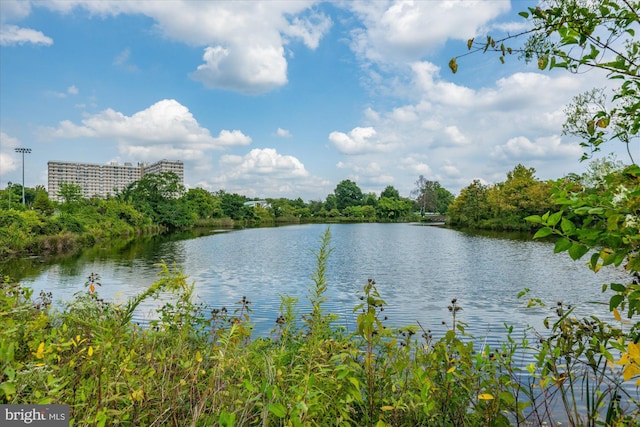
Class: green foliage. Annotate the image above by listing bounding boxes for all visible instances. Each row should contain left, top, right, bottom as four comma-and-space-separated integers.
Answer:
334, 179, 364, 210
183, 187, 221, 219
447, 179, 491, 227
376, 196, 413, 221
448, 165, 553, 230
380, 185, 400, 200
57, 182, 83, 208
120, 172, 193, 229
527, 164, 640, 318
453, 0, 639, 164
411, 176, 455, 215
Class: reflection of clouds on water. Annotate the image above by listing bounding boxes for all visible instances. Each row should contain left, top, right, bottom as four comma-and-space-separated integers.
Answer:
14, 223, 630, 339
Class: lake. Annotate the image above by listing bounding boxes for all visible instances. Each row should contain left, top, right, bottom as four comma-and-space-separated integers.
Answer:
3, 222, 630, 345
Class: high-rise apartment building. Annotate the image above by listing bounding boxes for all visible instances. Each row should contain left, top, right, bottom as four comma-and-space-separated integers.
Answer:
48, 159, 184, 201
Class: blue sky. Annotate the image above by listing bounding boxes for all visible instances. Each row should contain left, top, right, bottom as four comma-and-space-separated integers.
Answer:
0, 0, 627, 201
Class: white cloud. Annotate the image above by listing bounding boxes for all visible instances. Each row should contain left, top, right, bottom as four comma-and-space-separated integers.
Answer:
221, 148, 308, 178
441, 164, 460, 177
491, 135, 582, 161
443, 126, 469, 146
275, 128, 292, 138
210, 147, 330, 198
191, 44, 288, 94
401, 157, 431, 175
212, 130, 252, 147
0, 24, 53, 46
348, 0, 509, 64
0, 132, 20, 174
67, 85, 79, 95
24, 1, 331, 94
113, 48, 139, 72
283, 11, 332, 49
329, 126, 398, 155
44, 99, 250, 162
0, 0, 32, 22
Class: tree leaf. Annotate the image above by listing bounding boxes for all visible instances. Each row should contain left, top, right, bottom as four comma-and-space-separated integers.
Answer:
560, 218, 576, 235
609, 294, 624, 311
547, 211, 563, 226
533, 227, 553, 239
525, 215, 541, 224
568, 243, 589, 260
554, 237, 572, 253
448, 57, 458, 74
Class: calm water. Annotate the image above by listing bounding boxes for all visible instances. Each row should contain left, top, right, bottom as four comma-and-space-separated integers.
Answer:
3, 223, 630, 343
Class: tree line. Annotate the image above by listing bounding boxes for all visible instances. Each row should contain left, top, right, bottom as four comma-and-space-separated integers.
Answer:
0, 173, 454, 258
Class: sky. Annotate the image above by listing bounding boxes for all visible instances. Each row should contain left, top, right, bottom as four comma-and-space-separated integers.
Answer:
0, 0, 630, 201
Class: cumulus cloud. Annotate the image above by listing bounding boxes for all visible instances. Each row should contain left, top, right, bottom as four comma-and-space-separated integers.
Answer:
221, 148, 308, 178
0, 132, 20, 173
329, 126, 398, 155
18, 1, 331, 94
401, 157, 431, 175
208, 147, 332, 198
491, 135, 582, 161
443, 126, 469, 146
275, 128, 292, 138
191, 44, 288, 94
347, 1, 509, 64
43, 99, 251, 162
0, 24, 53, 46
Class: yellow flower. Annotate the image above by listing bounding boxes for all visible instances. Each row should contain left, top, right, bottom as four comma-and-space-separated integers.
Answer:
35, 342, 45, 359
614, 342, 640, 385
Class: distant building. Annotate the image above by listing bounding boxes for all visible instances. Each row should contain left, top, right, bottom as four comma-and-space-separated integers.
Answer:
244, 200, 271, 209
48, 159, 184, 201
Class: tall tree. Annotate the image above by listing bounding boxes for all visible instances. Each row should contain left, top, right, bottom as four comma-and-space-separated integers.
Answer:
57, 183, 83, 210
411, 176, 454, 215
334, 179, 364, 211
380, 185, 400, 200
123, 172, 192, 229
447, 180, 489, 227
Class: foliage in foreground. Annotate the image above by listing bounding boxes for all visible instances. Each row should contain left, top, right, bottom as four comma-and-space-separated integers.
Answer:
1, 229, 639, 426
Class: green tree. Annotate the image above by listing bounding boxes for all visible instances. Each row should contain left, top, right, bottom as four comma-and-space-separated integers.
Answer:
363, 192, 378, 207
411, 176, 454, 214
57, 182, 84, 213
380, 185, 400, 200
33, 186, 54, 216
220, 192, 250, 221
447, 180, 489, 227
122, 172, 192, 229
184, 188, 219, 219
324, 194, 337, 212
334, 179, 364, 211
376, 197, 412, 220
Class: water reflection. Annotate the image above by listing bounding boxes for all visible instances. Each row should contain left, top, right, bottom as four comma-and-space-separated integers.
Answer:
2, 223, 630, 338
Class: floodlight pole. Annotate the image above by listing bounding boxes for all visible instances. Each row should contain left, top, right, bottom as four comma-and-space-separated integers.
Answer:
14, 147, 31, 205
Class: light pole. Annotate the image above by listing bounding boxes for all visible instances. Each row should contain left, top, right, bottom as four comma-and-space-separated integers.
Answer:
14, 147, 31, 205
